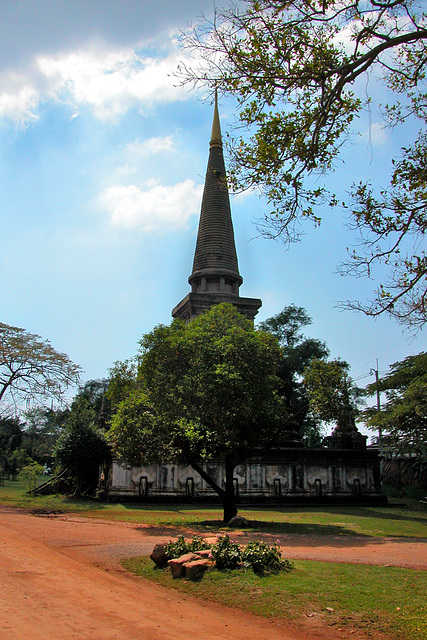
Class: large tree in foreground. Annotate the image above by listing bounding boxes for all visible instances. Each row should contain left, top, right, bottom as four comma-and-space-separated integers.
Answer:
0, 323, 81, 416
362, 352, 427, 488
109, 303, 282, 522
180, 0, 427, 330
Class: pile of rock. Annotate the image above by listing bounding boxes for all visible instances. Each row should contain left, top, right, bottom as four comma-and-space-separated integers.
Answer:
150, 543, 214, 580
150, 518, 250, 581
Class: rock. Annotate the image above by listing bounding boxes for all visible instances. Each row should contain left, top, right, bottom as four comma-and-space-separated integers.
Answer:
194, 549, 212, 558
183, 559, 213, 580
150, 543, 168, 567
168, 559, 185, 579
227, 515, 249, 528
174, 552, 202, 564
167, 553, 201, 579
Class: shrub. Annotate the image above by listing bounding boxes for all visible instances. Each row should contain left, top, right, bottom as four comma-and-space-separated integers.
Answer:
242, 540, 293, 574
18, 461, 44, 492
164, 535, 211, 561
210, 534, 242, 570
160, 534, 294, 576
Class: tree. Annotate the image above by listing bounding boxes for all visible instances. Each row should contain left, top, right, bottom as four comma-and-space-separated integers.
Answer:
362, 352, 427, 488
180, 1, 427, 329
304, 358, 359, 429
18, 461, 44, 493
0, 323, 81, 415
109, 303, 282, 522
0, 415, 22, 456
78, 379, 110, 415
0, 415, 23, 476
258, 304, 329, 445
108, 359, 139, 412
21, 407, 67, 462
54, 396, 111, 495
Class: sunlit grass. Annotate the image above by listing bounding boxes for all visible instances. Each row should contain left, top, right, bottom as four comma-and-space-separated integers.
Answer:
0, 477, 100, 513
1, 478, 426, 537
84, 502, 427, 538
123, 556, 427, 640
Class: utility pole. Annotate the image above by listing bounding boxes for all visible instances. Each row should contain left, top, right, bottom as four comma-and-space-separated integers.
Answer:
370, 359, 383, 458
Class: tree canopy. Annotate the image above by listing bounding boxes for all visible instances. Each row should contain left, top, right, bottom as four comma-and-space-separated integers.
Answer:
258, 304, 329, 445
21, 407, 65, 461
180, 0, 427, 329
0, 323, 81, 416
54, 396, 111, 495
363, 351, 427, 487
0, 416, 22, 459
304, 358, 360, 429
109, 303, 282, 521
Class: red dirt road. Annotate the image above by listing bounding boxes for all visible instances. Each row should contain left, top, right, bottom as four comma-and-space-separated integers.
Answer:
0, 508, 426, 640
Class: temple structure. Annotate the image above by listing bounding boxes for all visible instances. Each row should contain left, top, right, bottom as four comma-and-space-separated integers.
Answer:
101, 100, 385, 505
172, 96, 261, 323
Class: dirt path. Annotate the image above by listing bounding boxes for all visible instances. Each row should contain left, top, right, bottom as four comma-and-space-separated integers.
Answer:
0, 508, 425, 640
232, 528, 427, 571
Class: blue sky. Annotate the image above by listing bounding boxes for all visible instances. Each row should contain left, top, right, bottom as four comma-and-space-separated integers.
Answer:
1, 0, 426, 423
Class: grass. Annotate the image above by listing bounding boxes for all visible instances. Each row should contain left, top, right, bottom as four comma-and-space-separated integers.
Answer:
1, 477, 427, 537
83, 502, 427, 538
0, 477, 100, 513
123, 556, 427, 640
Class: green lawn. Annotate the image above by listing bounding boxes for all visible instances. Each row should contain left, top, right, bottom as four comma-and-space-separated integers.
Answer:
0, 477, 102, 513
1, 477, 427, 538
82, 502, 427, 538
123, 556, 426, 640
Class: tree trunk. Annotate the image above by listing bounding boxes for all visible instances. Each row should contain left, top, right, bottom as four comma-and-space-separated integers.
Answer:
190, 458, 238, 523
223, 458, 238, 522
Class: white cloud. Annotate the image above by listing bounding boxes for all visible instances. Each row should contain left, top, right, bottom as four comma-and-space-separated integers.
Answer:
0, 43, 196, 124
38, 47, 191, 121
102, 179, 203, 231
0, 1, 215, 70
108, 136, 178, 182
232, 185, 262, 203
0, 74, 40, 126
126, 135, 177, 156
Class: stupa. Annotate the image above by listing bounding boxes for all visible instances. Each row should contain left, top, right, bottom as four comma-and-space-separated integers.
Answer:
172, 95, 261, 322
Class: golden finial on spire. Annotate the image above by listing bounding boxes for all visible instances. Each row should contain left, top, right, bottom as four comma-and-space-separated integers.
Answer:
210, 90, 222, 148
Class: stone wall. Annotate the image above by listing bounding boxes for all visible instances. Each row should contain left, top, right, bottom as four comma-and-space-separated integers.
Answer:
102, 446, 383, 502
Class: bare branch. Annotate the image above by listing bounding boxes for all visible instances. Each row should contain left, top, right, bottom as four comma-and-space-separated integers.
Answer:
0, 323, 81, 416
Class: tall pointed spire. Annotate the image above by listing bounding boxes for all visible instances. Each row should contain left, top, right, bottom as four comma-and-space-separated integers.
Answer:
189, 92, 242, 291
172, 97, 261, 322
